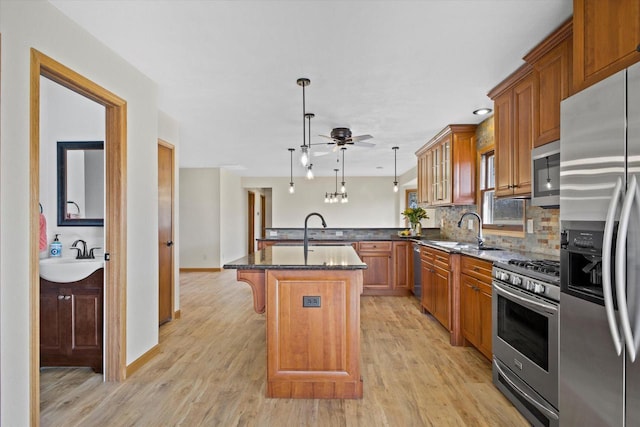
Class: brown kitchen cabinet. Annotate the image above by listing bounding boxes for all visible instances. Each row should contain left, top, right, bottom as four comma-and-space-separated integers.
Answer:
415, 124, 476, 206
460, 256, 493, 360
358, 241, 393, 293
490, 67, 535, 198
420, 246, 451, 330
524, 18, 573, 148
40, 268, 104, 373
573, 0, 640, 93
393, 241, 411, 291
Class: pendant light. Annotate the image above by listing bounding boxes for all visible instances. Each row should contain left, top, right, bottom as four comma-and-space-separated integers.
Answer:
340, 147, 347, 193
297, 78, 310, 166
288, 148, 295, 193
305, 112, 315, 179
392, 146, 399, 192
545, 156, 552, 189
325, 168, 348, 203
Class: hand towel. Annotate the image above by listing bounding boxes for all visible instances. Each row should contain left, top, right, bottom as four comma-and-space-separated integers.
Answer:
39, 213, 47, 251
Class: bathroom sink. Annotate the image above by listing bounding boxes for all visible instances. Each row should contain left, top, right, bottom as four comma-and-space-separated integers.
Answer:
39, 258, 104, 283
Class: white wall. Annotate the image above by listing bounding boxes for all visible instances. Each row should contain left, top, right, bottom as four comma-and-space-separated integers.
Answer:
242, 176, 401, 228
179, 168, 220, 268
39, 76, 105, 255
0, 1, 163, 423
220, 169, 246, 264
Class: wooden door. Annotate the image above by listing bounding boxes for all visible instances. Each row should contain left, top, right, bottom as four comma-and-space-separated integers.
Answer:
248, 192, 255, 254
260, 194, 266, 239
158, 141, 174, 325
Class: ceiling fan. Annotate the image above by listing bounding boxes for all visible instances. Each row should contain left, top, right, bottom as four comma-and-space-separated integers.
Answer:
319, 127, 375, 151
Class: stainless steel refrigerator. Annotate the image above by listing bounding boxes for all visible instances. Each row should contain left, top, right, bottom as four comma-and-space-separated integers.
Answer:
560, 61, 640, 426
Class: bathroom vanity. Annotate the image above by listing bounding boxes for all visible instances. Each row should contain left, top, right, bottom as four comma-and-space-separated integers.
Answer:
224, 245, 366, 399
40, 268, 104, 373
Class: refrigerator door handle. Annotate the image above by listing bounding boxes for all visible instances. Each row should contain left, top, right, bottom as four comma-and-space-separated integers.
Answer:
603, 176, 624, 356
616, 175, 638, 362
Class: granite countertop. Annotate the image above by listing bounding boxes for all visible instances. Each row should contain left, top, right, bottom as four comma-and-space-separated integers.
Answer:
258, 235, 418, 242
223, 245, 367, 270
416, 240, 557, 263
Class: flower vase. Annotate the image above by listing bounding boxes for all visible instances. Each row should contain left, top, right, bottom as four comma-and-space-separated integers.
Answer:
411, 222, 422, 236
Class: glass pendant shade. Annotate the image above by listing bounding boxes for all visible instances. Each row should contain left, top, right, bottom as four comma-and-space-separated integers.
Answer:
300, 146, 309, 166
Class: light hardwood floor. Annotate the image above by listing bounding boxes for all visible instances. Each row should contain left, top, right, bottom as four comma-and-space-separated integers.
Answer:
41, 270, 528, 426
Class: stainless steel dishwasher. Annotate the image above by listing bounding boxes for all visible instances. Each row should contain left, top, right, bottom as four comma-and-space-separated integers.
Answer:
412, 242, 422, 299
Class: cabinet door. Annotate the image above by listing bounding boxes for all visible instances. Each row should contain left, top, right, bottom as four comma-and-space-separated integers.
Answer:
433, 266, 450, 330
535, 37, 572, 147
573, 0, 640, 92
420, 259, 434, 313
440, 139, 451, 204
478, 286, 493, 360
70, 287, 103, 353
393, 242, 410, 290
460, 274, 479, 347
494, 90, 514, 197
360, 252, 392, 289
424, 150, 432, 205
40, 286, 67, 356
512, 74, 535, 196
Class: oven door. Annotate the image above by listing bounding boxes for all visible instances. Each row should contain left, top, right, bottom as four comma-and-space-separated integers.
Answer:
492, 280, 559, 407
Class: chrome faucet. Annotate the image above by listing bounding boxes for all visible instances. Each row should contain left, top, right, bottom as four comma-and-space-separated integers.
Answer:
304, 212, 327, 256
457, 212, 485, 248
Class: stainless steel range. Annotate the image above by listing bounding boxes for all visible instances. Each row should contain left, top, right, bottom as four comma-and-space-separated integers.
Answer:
492, 259, 560, 427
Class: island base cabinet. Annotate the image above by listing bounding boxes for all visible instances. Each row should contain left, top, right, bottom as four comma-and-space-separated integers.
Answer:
266, 269, 363, 399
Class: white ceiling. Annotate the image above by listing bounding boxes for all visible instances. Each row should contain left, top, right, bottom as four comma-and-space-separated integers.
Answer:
49, 0, 572, 178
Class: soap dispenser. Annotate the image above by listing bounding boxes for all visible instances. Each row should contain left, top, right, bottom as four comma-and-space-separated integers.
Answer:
50, 234, 62, 257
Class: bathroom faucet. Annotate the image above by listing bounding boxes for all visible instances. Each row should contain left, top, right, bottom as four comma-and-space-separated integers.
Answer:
457, 212, 485, 248
70, 239, 100, 259
304, 212, 327, 256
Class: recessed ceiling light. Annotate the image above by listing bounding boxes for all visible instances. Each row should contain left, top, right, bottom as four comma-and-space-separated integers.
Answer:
473, 108, 492, 116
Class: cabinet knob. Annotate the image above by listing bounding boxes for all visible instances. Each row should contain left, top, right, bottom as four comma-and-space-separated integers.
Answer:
57, 295, 64, 300
64, 295, 71, 300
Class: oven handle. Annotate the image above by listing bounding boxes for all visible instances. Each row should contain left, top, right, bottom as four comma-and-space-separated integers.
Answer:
493, 281, 557, 315
493, 359, 560, 421
616, 175, 639, 362
603, 176, 624, 356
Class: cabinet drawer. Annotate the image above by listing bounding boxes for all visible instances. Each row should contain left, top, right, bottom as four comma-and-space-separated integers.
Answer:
433, 250, 450, 270
461, 273, 492, 296
359, 241, 392, 252
461, 256, 492, 283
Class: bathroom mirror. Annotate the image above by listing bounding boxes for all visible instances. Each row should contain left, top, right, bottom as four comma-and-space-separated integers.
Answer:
57, 141, 104, 226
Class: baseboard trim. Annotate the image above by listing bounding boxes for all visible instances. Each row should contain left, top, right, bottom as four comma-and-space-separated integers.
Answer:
179, 267, 222, 273
126, 344, 160, 378
174, 309, 181, 319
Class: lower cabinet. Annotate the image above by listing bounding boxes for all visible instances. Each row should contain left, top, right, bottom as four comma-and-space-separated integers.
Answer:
393, 241, 411, 291
421, 247, 451, 330
358, 241, 393, 293
460, 256, 493, 360
40, 268, 104, 373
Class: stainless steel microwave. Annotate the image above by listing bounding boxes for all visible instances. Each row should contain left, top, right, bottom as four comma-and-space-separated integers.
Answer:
531, 140, 560, 207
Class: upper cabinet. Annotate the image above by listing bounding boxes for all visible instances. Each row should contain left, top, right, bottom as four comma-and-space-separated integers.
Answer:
490, 68, 536, 198
416, 125, 476, 207
573, 0, 640, 93
489, 19, 573, 198
524, 18, 573, 148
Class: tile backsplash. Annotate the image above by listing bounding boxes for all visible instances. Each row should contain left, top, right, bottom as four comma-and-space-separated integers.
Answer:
435, 203, 560, 256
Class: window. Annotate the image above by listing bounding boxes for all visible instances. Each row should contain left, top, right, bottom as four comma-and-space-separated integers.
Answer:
480, 150, 524, 232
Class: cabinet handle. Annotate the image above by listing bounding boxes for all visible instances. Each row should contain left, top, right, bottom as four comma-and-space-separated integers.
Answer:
64, 295, 71, 300
57, 295, 64, 300
637, 44, 640, 52
473, 267, 479, 271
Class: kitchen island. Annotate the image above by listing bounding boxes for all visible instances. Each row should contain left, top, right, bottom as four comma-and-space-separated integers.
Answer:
224, 245, 367, 399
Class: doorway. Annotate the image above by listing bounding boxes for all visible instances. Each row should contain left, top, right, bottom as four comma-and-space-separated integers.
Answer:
248, 192, 255, 254
30, 50, 127, 422
158, 140, 174, 326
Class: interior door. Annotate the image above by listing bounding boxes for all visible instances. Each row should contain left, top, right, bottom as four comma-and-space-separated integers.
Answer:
158, 141, 174, 326
260, 194, 266, 239
248, 192, 255, 254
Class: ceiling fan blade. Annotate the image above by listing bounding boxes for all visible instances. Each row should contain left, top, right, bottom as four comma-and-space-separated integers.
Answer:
355, 141, 376, 148
312, 151, 329, 157
350, 134, 373, 142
